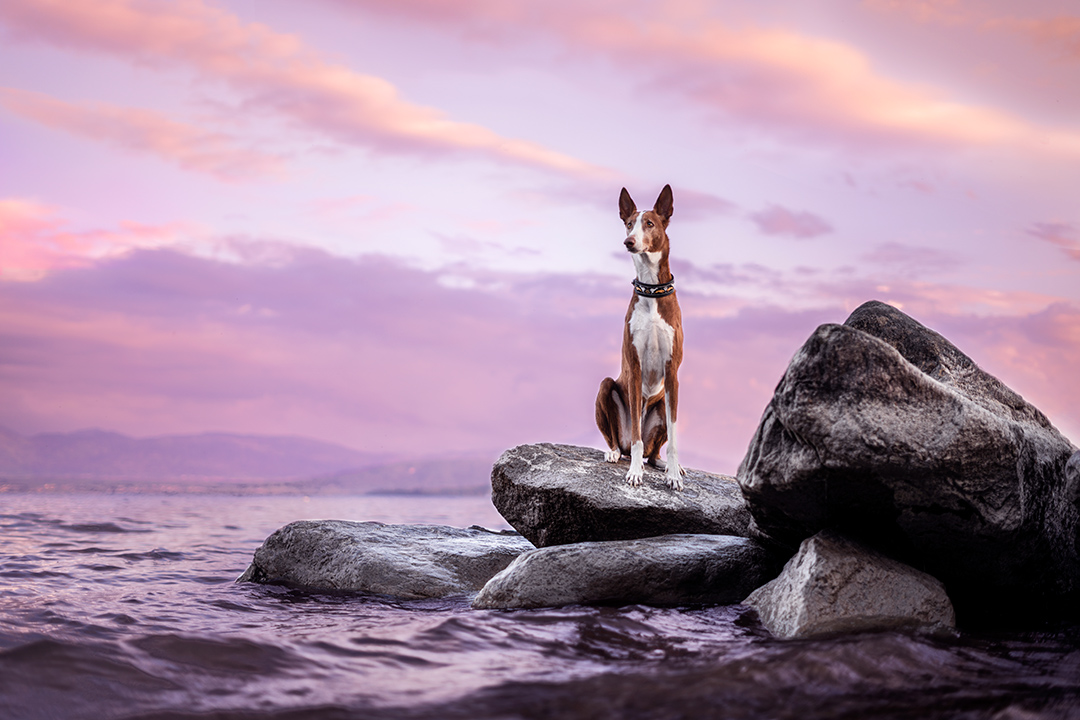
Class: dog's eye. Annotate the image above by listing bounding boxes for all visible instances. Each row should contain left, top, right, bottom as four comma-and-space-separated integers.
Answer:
646, 220, 653, 228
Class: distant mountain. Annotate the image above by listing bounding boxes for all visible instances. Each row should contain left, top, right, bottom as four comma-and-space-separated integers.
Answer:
0, 427, 499, 495
0, 427, 391, 481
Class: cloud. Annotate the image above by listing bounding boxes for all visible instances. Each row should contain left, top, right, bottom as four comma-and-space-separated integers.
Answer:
0, 87, 285, 181
1023, 301, 1080, 348
1, 239, 1077, 472
0, 197, 186, 281
0, 0, 608, 177
860, 242, 960, 276
862, 0, 971, 25
324, 0, 1080, 156
1006, 16, 1080, 60
1028, 221, 1080, 262
749, 204, 833, 239
0, 244, 623, 458
866, 2, 1080, 61
668, 253, 1061, 323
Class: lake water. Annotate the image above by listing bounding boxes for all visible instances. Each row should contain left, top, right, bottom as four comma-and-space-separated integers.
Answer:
1, 492, 1078, 719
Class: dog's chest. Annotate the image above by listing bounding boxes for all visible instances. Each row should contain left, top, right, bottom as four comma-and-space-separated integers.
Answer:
629, 298, 674, 398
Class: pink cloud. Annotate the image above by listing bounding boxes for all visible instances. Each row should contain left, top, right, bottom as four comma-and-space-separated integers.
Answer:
1008, 16, 1080, 59
670, 253, 1062, 323
1, 241, 1076, 474
329, 0, 1080, 155
862, 0, 971, 25
867, 2, 1080, 61
806, 272, 1060, 320
0, 0, 607, 177
0, 245, 620, 458
0, 87, 284, 181
1028, 222, 1080, 262
0, 198, 186, 281
749, 204, 833, 239
860, 242, 960, 276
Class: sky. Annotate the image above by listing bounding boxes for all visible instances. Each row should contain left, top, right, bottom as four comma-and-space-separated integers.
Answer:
1, 0, 1078, 473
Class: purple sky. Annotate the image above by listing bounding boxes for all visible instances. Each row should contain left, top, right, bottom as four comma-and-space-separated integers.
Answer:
1, 0, 1078, 472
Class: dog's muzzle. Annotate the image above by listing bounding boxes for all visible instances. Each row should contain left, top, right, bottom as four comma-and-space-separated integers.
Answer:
624, 238, 637, 252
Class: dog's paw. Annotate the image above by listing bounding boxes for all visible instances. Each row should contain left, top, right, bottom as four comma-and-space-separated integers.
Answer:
666, 466, 685, 491
625, 467, 644, 487
604, 448, 621, 463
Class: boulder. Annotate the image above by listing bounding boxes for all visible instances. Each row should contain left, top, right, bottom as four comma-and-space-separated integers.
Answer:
738, 300, 1079, 621
237, 520, 533, 599
473, 534, 779, 609
744, 530, 955, 639
491, 443, 753, 548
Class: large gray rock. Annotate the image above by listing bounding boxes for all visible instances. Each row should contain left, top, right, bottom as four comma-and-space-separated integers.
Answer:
744, 530, 955, 639
237, 520, 533, 599
738, 300, 1079, 622
473, 534, 779, 609
492, 443, 753, 547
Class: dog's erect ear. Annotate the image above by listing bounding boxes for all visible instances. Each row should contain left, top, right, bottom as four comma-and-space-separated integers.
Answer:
654, 184, 673, 224
619, 188, 636, 222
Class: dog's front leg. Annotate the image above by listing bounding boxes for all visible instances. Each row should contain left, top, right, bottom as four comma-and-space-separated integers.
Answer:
626, 361, 645, 487
664, 365, 685, 490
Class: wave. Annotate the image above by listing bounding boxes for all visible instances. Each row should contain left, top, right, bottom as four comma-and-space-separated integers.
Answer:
0, 493, 1077, 720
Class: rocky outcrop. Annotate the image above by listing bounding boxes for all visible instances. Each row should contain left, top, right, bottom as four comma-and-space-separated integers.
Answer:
744, 531, 955, 639
237, 520, 533, 599
492, 443, 752, 548
473, 534, 779, 609
738, 300, 1079, 621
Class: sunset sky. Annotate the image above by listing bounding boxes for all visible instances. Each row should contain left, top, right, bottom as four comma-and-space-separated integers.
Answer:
1, 0, 1078, 472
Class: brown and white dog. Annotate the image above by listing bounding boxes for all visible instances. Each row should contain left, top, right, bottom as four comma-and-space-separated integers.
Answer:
595, 184, 685, 490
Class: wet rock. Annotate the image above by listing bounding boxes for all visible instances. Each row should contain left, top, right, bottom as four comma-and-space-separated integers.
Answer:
744, 530, 955, 639
473, 534, 779, 609
237, 520, 533, 599
491, 443, 752, 548
738, 300, 1079, 621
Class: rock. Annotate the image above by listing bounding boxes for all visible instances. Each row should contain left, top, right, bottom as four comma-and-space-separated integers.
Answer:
237, 520, 533, 599
744, 530, 955, 639
738, 300, 1079, 622
473, 534, 779, 609
492, 443, 753, 547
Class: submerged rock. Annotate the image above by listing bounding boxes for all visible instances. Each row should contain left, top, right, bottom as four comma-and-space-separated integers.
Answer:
744, 531, 955, 639
473, 534, 779, 610
738, 300, 1079, 621
492, 443, 752, 548
238, 520, 533, 599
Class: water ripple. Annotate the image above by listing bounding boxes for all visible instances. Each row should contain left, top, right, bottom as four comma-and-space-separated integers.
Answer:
0, 492, 1076, 720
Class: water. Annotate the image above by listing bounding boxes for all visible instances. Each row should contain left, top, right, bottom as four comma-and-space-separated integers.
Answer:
1, 492, 1078, 720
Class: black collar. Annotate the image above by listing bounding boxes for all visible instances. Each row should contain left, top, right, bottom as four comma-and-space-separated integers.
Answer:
633, 276, 675, 298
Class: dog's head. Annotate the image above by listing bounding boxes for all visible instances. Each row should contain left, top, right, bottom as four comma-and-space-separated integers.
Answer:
619, 185, 673, 254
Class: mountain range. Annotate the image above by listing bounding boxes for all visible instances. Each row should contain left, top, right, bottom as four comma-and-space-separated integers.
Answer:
0, 427, 496, 495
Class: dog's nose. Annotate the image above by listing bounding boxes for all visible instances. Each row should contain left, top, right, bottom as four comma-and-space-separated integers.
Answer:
624, 238, 635, 250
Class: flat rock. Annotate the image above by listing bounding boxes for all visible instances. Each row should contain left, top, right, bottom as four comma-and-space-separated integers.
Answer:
473, 534, 780, 609
492, 443, 753, 547
737, 300, 1079, 622
237, 520, 534, 599
744, 530, 956, 639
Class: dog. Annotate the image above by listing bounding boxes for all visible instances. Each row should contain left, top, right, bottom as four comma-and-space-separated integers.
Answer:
595, 184, 685, 490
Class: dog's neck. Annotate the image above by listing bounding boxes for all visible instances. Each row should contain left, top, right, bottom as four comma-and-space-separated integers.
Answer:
632, 249, 672, 286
